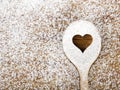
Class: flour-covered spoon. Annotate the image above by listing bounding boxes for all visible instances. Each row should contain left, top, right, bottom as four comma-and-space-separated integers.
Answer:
63, 20, 101, 90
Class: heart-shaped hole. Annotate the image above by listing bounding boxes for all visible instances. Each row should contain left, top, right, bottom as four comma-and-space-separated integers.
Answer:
72, 34, 93, 53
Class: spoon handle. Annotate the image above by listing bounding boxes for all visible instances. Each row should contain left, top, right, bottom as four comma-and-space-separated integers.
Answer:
79, 70, 89, 90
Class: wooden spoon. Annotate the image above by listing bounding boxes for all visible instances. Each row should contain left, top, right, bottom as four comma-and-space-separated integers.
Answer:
63, 20, 101, 90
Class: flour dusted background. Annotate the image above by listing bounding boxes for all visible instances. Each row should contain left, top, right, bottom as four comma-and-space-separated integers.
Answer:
0, 0, 120, 90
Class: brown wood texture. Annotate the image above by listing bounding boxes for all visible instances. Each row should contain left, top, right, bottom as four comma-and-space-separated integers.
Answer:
73, 34, 93, 52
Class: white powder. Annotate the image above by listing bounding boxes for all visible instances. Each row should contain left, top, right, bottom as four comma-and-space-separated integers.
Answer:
0, 0, 120, 89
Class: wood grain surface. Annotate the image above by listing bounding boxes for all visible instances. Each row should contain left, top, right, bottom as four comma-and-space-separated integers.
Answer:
72, 34, 93, 52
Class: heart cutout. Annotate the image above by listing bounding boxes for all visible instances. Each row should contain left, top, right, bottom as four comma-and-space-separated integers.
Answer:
72, 34, 93, 52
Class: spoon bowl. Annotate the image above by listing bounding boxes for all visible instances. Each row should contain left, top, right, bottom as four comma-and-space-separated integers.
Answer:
63, 20, 101, 90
